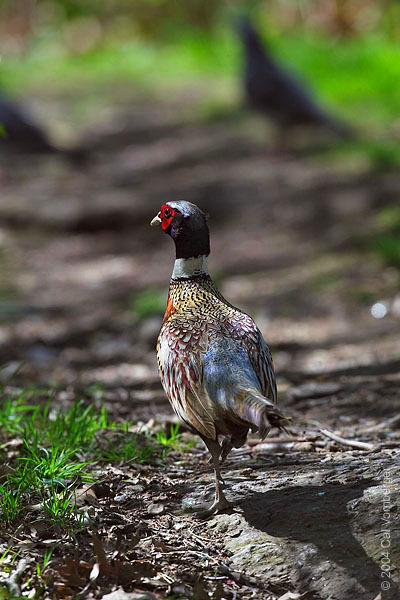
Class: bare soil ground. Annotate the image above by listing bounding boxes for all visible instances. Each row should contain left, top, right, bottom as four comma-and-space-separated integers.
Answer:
0, 95, 399, 599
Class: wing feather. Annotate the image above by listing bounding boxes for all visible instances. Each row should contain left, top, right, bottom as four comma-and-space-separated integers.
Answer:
157, 321, 216, 439
232, 314, 277, 403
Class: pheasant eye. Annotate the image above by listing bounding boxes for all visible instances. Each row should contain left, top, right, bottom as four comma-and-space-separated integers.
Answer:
164, 208, 171, 218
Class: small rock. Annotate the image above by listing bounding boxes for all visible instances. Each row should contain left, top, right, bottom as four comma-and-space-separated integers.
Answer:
292, 441, 315, 452
170, 583, 190, 596
147, 502, 165, 515
277, 592, 302, 600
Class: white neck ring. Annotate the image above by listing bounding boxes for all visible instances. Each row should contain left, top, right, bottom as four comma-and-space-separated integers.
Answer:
172, 255, 209, 279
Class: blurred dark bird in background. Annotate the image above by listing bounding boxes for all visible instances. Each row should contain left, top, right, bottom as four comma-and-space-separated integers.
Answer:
0, 94, 88, 165
237, 18, 352, 138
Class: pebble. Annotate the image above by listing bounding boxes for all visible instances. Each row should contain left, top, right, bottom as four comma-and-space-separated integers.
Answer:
147, 502, 165, 515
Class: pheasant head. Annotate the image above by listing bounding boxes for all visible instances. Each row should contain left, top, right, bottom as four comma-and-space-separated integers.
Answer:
150, 201, 210, 260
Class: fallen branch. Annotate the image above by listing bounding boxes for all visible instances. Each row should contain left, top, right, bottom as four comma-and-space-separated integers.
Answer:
301, 420, 375, 451
318, 428, 374, 451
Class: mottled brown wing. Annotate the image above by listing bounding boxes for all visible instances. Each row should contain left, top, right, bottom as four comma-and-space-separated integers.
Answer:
157, 318, 217, 440
234, 314, 277, 404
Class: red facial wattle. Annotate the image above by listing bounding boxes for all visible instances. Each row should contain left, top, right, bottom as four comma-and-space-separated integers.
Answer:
160, 204, 178, 231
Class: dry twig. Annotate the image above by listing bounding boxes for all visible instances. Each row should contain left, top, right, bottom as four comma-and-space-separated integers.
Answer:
316, 426, 374, 451
6, 558, 27, 597
302, 420, 375, 451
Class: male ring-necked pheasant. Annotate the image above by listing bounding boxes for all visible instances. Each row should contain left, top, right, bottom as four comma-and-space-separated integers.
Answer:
151, 201, 287, 515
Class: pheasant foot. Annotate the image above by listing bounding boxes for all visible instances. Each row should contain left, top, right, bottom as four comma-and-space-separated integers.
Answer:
195, 495, 232, 519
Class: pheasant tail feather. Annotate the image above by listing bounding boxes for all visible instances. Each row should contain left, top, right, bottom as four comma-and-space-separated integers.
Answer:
237, 390, 289, 438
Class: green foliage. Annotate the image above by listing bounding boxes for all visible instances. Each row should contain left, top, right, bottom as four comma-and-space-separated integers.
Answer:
0, 393, 109, 442
0, 390, 189, 530
328, 137, 400, 171
0, 124, 5, 138
156, 422, 184, 450
131, 287, 166, 320
0, 396, 95, 528
370, 205, 400, 267
95, 423, 189, 462
20, 440, 90, 484
378, 205, 400, 230
17, 0, 221, 35
275, 33, 400, 127
1, 17, 400, 130
365, 139, 400, 171
95, 431, 156, 463
40, 484, 83, 526
35, 547, 55, 580
372, 235, 400, 267
0, 392, 38, 435
0, 482, 24, 524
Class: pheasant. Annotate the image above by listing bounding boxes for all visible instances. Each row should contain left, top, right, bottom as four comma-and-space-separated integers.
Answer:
151, 201, 287, 515
0, 94, 88, 164
237, 18, 352, 137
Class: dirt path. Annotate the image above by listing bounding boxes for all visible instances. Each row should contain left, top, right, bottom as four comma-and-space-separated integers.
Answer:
0, 97, 399, 599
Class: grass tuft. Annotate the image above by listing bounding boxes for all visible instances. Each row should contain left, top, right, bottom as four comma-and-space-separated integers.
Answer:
0, 390, 188, 531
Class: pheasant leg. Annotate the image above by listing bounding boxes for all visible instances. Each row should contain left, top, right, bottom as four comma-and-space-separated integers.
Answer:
220, 437, 233, 464
197, 438, 231, 517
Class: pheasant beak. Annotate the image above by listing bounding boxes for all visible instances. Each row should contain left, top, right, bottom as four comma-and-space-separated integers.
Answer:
150, 212, 162, 227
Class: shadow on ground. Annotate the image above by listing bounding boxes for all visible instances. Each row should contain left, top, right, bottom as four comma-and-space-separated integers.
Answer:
243, 481, 395, 598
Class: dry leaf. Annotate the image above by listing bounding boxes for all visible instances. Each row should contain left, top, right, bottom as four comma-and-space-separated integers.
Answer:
58, 557, 90, 587
92, 535, 157, 584
75, 484, 100, 506
93, 535, 112, 576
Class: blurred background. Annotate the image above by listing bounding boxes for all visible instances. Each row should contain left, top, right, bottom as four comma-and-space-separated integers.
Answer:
0, 0, 399, 416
